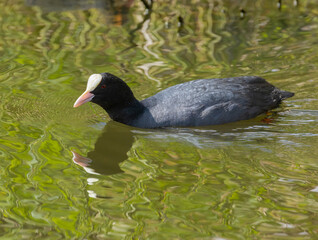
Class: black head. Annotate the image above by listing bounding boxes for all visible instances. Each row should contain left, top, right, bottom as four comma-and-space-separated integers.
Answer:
74, 72, 137, 111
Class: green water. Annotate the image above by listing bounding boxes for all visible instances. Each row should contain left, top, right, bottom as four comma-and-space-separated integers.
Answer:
1, 0, 318, 239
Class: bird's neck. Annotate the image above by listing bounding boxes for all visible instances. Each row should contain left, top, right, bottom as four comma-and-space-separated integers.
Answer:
102, 98, 145, 126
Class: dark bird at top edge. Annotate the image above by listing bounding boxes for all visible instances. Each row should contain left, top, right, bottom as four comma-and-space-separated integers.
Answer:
73, 73, 294, 129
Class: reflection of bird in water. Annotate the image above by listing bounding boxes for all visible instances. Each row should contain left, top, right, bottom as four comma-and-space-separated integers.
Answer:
25, 0, 134, 25
72, 122, 134, 175
71, 113, 292, 177
74, 73, 294, 128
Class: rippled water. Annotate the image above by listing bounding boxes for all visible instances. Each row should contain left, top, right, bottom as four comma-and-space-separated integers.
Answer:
1, 0, 318, 239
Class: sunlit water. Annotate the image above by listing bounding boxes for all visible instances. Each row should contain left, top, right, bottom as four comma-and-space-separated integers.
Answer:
0, 0, 318, 239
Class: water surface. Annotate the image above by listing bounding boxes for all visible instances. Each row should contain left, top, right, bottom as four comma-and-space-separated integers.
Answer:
0, 0, 318, 239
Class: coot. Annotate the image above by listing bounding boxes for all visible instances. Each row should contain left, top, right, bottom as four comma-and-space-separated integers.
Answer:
74, 73, 294, 128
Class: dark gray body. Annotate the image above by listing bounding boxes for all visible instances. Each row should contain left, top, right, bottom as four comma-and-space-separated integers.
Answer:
128, 76, 293, 128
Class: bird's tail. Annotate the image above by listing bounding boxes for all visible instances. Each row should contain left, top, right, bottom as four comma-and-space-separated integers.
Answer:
280, 90, 294, 100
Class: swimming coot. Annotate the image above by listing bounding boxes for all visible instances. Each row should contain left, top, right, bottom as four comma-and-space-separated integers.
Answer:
74, 73, 294, 128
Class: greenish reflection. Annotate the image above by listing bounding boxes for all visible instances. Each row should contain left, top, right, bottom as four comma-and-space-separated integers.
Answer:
0, 0, 318, 239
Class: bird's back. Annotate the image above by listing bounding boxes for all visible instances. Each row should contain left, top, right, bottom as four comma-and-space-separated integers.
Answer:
133, 76, 293, 128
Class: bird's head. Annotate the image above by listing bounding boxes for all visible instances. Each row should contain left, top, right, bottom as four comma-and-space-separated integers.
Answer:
73, 73, 135, 110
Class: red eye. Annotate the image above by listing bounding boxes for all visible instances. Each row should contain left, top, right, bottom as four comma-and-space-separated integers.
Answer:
101, 85, 106, 89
